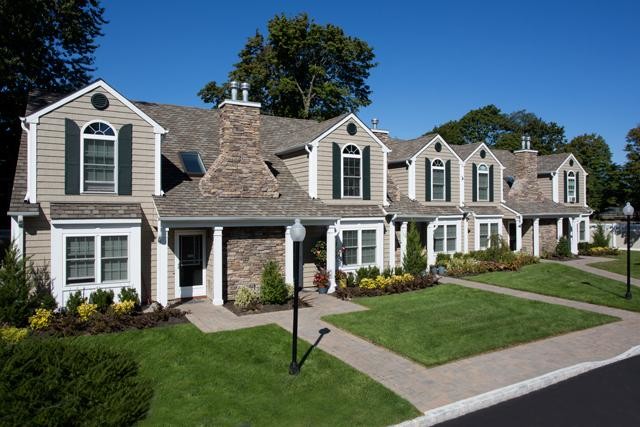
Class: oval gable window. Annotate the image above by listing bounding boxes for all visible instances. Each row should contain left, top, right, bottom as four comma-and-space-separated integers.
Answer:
346, 123, 358, 135
569, 159, 574, 166
91, 93, 109, 110
434, 142, 442, 152
480, 149, 486, 159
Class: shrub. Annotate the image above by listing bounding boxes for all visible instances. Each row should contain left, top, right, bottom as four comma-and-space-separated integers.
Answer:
0, 244, 56, 327
118, 287, 140, 305
28, 308, 53, 330
592, 224, 610, 247
66, 290, 86, 315
89, 289, 115, 312
336, 273, 436, 299
335, 270, 348, 288
435, 253, 451, 265
355, 266, 380, 284
260, 261, 288, 304
77, 303, 98, 321
0, 326, 29, 344
403, 222, 427, 275
587, 246, 619, 256
0, 340, 152, 426
578, 242, 593, 255
112, 300, 136, 316
235, 286, 261, 310
444, 252, 539, 277
555, 237, 572, 258
313, 268, 330, 288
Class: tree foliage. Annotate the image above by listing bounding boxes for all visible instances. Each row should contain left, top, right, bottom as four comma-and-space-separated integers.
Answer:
403, 222, 427, 275
431, 105, 566, 154
623, 124, 640, 214
198, 13, 376, 120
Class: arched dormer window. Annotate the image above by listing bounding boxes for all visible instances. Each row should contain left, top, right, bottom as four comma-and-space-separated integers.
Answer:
82, 121, 117, 193
567, 171, 576, 202
342, 144, 361, 197
431, 159, 446, 200
477, 164, 489, 201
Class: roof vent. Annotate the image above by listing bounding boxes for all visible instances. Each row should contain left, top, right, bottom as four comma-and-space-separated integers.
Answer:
241, 82, 250, 102
91, 93, 109, 110
230, 81, 239, 101
371, 118, 379, 129
506, 176, 515, 187
521, 134, 532, 150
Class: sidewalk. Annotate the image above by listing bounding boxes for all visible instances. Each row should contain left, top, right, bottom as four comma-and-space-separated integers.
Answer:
181, 282, 640, 413
544, 256, 640, 287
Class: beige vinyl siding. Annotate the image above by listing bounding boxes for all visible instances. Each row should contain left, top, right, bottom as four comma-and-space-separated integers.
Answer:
537, 175, 553, 200
316, 119, 385, 202
464, 149, 502, 207
388, 164, 408, 195
557, 160, 587, 206
415, 142, 460, 204
281, 150, 309, 194
29, 87, 159, 302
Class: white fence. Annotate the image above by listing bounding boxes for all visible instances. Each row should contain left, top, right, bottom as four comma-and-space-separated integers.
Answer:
592, 222, 640, 251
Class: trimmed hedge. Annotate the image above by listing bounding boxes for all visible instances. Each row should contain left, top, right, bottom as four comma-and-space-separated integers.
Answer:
0, 339, 152, 426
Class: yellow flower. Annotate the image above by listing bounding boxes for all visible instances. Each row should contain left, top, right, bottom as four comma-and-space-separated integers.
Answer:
112, 300, 136, 316
29, 308, 53, 330
77, 303, 98, 321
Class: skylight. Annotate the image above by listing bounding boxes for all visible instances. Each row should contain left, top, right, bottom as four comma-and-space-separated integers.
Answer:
179, 151, 205, 176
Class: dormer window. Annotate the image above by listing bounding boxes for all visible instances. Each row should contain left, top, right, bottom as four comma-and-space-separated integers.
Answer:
567, 171, 576, 203
431, 159, 446, 200
342, 144, 361, 197
82, 121, 117, 193
477, 164, 489, 201
180, 151, 206, 176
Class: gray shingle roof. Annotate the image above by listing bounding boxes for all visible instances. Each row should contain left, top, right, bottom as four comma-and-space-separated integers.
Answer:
461, 206, 507, 216
386, 134, 438, 163
450, 142, 484, 160
50, 203, 142, 219
538, 153, 571, 173
386, 176, 462, 218
503, 199, 591, 217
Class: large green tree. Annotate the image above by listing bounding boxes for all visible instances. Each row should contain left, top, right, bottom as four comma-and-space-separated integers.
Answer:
198, 13, 376, 120
0, 0, 106, 224
565, 134, 619, 212
622, 124, 640, 214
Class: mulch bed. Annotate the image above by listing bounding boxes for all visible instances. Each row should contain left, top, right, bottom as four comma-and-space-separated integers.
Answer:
224, 299, 311, 316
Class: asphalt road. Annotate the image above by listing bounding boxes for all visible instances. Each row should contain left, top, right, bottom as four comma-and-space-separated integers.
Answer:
438, 355, 640, 427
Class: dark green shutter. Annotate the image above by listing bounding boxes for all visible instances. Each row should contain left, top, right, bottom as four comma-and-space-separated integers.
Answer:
118, 124, 133, 195
489, 165, 494, 202
472, 163, 477, 202
445, 160, 451, 202
425, 157, 431, 201
363, 146, 370, 200
563, 171, 568, 203
65, 119, 80, 194
575, 172, 580, 203
332, 142, 341, 199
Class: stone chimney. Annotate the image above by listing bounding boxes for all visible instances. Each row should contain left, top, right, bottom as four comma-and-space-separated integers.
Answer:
199, 82, 279, 198
509, 135, 545, 200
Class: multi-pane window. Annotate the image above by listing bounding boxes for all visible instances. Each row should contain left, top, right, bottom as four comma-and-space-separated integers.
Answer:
65, 235, 128, 285
567, 171, 576, 202
478, 164, 489, 201
342, 144, 361, 197
479, 223, 499, 249
579, 221, 586, 241
434, 224, 457, 253
83, 122, 116, 192
432, 159, 445, 200
341, 229, 377, 266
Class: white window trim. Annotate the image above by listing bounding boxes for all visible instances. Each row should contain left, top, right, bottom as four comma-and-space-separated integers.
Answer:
174, 230, 207, 299
80, 120, 118, 194
51, 221, 141, 307
431, 158, 446, 201
341, 143, 363, 199
433, 223, 458, 254
567, 171, 576, 203
475, 219, 501, 250
477, 163, 489, 202
64, 233, 130, 286
337, 221, 384, 271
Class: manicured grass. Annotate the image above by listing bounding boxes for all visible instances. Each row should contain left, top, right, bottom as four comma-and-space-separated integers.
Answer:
473, 263, 640, 312
323, 285, 616, 367
589, 250, 640, 279
72, 323, 419, 426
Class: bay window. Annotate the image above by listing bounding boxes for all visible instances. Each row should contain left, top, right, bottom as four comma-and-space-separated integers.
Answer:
479, 222, 499, 249
434, 224, 457, 253
65, 235, 128, 285
341, 228, 377, 266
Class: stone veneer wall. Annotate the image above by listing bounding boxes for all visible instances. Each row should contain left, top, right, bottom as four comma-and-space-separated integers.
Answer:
223, 227, 285, 300
539, 219, 558, 255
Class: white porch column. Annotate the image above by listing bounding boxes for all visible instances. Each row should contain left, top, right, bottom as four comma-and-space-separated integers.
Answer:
427, 222, 436, 266
463, 216, 469, 253
10, 216, 24, 259
156, 221, 168, 306
557, 218, 563, 241
569, 218, 579, 255
388, 221, 396, 269
533, 217, 540, 257
285, 226, 294, 284
212, 226, 224, 305
327, 224, 337, 293
584, 216, 591, 243
399, 222, 408, 264
515, 216, 523, 252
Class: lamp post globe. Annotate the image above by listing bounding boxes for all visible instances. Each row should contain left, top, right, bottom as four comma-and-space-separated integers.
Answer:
291, 218, 306, 242
289, 218, 306, 375
623, 203, 634, 300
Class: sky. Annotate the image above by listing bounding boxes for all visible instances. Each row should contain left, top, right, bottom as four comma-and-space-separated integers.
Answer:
94, 0, 639, 164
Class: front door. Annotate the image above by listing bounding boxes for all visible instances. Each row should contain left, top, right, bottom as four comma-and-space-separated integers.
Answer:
176, 232, 206, 298
509, 222, 517, 251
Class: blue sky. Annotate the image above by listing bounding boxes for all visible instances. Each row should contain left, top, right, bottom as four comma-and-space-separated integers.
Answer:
95, 0, 639, 163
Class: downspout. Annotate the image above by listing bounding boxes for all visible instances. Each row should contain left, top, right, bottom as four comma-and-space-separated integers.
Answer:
20, 118, 30, 202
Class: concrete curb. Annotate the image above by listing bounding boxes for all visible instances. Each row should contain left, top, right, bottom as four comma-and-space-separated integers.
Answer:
394, 344, 640, 427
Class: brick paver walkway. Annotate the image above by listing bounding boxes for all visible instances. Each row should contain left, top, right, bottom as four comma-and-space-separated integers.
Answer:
544, 256, 640, 287
180, 281, 640, 413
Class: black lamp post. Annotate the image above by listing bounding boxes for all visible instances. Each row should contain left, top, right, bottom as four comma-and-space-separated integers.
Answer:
623, 202, 635, 300
289, 218, 306, 375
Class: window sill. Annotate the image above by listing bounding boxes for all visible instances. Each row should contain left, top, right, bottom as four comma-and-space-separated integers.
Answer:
64, 281, 130, 288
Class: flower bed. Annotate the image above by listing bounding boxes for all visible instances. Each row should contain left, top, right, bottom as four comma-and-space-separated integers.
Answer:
578, 242, 619, 256
335, 273, 438, 299
444, 253, 539, 277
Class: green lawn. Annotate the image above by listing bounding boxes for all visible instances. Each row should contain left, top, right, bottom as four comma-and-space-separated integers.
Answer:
323, 285, 616, 367
473, 263, 640, 312
589, 250, 640, 279
72, 323, 419, 426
